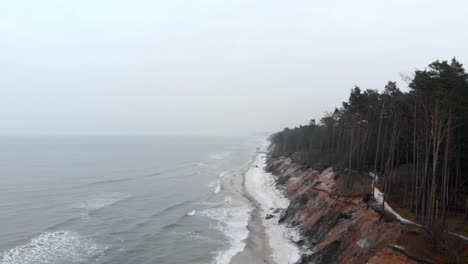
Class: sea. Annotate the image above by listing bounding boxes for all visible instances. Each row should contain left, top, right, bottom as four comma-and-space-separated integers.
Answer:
0, 135, 264, 264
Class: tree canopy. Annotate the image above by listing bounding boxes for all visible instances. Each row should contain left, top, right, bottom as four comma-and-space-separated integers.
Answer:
270, 58, 468, 228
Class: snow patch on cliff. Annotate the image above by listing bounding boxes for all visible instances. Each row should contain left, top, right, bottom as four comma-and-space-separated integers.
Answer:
370, 173, 420, 226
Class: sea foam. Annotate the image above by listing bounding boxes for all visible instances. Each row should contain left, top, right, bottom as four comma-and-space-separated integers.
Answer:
199, 196, 251, 264
209, 180, 221, 194
210, 152, 231, 160
0, 231, 105, 264
245, 147, 301, 264
186, 210, 196, 216
73, 193, 131, 212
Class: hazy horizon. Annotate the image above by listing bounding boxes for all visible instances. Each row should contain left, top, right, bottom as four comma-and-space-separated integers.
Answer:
2, 0, 468, 136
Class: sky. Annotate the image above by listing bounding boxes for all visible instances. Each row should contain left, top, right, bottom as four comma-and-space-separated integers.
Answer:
1, 0, 467, 136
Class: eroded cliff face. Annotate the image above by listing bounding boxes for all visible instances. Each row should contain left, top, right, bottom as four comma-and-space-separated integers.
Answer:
265, 156, 422, 264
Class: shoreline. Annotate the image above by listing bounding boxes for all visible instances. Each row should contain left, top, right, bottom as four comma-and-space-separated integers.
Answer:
231, 143, 300, 264
228, 151, 273, 264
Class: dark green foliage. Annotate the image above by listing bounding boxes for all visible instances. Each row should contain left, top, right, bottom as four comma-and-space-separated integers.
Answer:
270, 58, 468, 227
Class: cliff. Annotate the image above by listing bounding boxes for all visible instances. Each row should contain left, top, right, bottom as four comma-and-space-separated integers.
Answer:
265, 151, 468, 263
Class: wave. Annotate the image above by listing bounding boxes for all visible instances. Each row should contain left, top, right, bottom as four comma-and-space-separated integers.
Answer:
123, 200, 193, 231
199, 200, 224, 207
245, 149, 301, 264
219, 171, 232, 177
44, 215, 83, 231
43, 193, 132, 231
160, 223, 182, 231
141, 166, 188, 179
147, 200, 192, 219
0, 231, 106, 264
167, 231, 210, 241
73, 193, 132, 213
210, 151, 231, 160
198, 196, 252, 264
209, 180, 221, 194
141, 171, 162, 178
186, 210, 196, 216
208, 171, 236, 194
84, 177, 133, 186
81, 159, 210, 189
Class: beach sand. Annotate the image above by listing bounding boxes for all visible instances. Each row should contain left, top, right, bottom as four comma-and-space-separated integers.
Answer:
230, 143, 300, 264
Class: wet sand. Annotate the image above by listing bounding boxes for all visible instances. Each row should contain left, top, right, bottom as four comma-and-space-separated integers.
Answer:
223, 153, 274, 264
228, 144, 300, 264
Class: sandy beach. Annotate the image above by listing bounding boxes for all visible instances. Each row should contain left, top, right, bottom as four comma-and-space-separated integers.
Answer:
230, 143, 301, 264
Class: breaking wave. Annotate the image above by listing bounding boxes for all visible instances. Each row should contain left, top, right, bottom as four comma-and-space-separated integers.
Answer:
209, 180, 221, 194
186, 210, 196, 216
198, 196, 251, 264
0, 231, 106, 264
73, 193, 132, 213
209, 152, 231, 160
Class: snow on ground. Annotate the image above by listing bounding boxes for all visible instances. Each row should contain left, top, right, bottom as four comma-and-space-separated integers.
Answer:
245, 144, 301, 264
370, 173, 468, 241
449, 231, 468, 241
370, 172, 420, 226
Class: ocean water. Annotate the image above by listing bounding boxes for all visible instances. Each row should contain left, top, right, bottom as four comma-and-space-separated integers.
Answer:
0, 136, 261, 264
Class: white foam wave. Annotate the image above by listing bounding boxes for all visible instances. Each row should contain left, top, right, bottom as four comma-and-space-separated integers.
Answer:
286, 228, 302, 244
199, 197, 251, 264
245, 146, 301, 264
210, 152, 231, 160
209, 180, 222, 194
186, 210, 196, 216
208, 171, 234, 194
219, 171, 232, 178
73, 193, 131, 212
167, 231, 210, 241
0, 231, 106, 264
223, 196, 232, 205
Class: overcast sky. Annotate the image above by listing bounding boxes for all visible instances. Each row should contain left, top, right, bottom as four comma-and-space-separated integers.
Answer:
1, 0, 467, 136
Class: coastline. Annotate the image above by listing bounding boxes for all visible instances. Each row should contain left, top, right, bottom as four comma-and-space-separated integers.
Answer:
216, 149, 271, 264
230, 143, 300, 264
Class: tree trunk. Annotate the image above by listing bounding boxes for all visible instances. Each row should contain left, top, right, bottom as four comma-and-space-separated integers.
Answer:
372, 101, 385, 198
